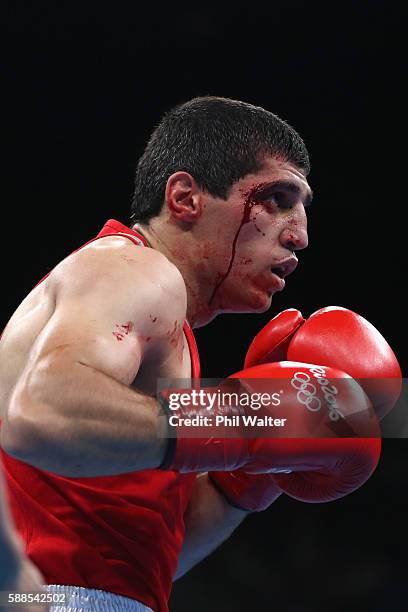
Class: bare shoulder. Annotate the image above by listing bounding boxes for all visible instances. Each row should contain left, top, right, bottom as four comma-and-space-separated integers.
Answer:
49, 235, 187, 330
53, 236, 184, 287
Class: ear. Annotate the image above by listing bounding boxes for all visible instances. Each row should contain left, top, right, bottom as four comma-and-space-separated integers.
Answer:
165, 172, 205, 223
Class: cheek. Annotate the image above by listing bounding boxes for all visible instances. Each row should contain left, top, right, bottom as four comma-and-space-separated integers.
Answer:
234, 216, 281, 266
230, 247, 263, 278
241, 206, 280, 241
233, 265, 254, 282
250, 206, 269, 236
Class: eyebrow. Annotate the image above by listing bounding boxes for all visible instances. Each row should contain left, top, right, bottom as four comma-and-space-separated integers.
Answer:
260, 180, 314, 208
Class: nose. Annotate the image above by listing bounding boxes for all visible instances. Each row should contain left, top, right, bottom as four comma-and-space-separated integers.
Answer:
280, 206, 309, 251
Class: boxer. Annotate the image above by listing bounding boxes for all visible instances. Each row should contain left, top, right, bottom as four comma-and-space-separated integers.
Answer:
0, 96, 393, 611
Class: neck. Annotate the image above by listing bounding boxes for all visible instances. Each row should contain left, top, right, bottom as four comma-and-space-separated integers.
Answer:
132, 219, 218, 328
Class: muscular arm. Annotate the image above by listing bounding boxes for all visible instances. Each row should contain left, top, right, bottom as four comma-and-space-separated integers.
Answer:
1, 238, 187, 477
174, 473, 247, 580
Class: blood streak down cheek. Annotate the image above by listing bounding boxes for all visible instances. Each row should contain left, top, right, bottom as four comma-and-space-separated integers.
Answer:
208, 183, 264, 305
112, 321, 134, 342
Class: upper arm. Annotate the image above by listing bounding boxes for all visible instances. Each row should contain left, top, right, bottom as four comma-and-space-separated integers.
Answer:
25, 237, 187, 386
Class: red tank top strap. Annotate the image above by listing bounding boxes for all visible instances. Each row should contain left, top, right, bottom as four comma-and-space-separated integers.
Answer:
182, 321, 201, 380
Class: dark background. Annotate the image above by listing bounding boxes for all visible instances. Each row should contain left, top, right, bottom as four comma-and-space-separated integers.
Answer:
2, 2, 406, 611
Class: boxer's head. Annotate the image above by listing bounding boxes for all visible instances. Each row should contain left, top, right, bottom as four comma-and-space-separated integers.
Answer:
130, 97, 312, 324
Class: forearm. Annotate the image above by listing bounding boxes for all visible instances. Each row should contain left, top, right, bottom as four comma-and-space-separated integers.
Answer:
174, 473, 247, 580
2, 359, 168, 477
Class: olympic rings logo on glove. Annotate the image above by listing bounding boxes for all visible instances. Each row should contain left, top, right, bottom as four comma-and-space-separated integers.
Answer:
291, 371, 322, 412
291, 366, 344, 422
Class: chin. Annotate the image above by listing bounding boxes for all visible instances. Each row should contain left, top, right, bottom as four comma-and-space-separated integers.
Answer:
250, 299, 273, 314
247, 286, 275, 312
216, 282, 275, 314
230, 290, 274, 314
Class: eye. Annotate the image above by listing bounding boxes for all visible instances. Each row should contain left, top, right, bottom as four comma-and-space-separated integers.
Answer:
263, 191, 293, 210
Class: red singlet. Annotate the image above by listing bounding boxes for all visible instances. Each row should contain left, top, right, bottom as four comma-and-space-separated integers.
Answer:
1, 219, 200, 612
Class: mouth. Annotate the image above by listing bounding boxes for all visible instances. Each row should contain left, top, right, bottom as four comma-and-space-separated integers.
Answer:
268, 258, 298, 292
271, 257, 298, 279
269, 269, 286, 291
271, 266, 286, 279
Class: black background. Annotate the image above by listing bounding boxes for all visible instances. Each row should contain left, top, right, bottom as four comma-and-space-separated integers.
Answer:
2, 2, 407, 611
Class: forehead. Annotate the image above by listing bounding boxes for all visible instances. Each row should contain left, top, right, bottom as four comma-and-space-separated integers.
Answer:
247, 156, 310, 188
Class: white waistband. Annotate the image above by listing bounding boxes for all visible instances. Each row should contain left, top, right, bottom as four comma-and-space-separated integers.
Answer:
45, 584, 154, 612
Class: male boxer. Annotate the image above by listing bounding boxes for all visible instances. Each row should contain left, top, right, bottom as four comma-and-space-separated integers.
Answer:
0, 97, 385, 611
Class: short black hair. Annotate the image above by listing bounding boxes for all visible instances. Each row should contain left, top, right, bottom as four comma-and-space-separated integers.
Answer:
130, 96, 310, 224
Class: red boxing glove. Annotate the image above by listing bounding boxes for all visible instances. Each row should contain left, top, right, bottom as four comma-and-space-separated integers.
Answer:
245, 306, 402, 420
209, 310, 305, 511
209, 470, 283, 512
210, 306, 397, 510
232, 306, 400, 506
161, 362, 380, 504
